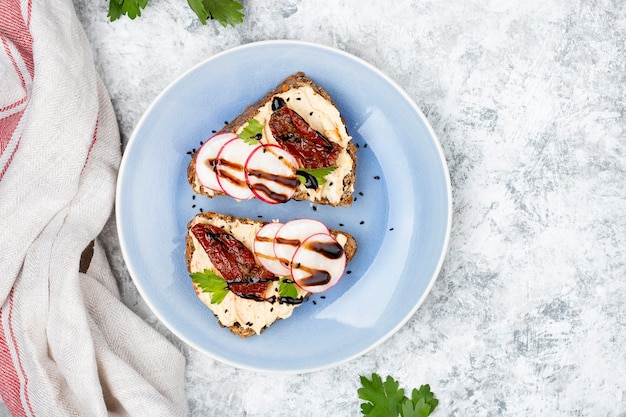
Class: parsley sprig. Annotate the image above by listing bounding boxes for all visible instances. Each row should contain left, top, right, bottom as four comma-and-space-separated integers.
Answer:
187, 0, 244, 27
238, 119, 264, 144
190, 269, 229, 304
108, 0, 244, 27
191, 269, 300, 304
358, 374, 438, 417
297, 166, 337, 189
108, 0, 148, 20
278, 277, 299, 300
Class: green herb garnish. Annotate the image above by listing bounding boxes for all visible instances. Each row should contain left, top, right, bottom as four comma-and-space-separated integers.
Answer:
297, 166, 337, 189
108, 0, 244, 27
188, 0, 244, 26
190, 269, 229, 304
278, 277, 299, 299
238, 119, 264, 144
108, 0, 148, 20
358, 374, 438, 417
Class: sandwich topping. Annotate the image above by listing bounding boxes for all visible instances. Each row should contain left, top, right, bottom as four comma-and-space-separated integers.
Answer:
250, 85, 354, 206
268, 96, 341, 169
194, 85, 353, 205
190, 223, 275, 301
189, 216, 349, 335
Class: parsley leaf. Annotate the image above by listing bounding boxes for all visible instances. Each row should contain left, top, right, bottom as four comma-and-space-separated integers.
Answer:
238, 119, 264, 144
400, 398, 432, 417
108, 0, 244, 26
359, 374, 406, 417
297, 166, 337, 189
187, 0, 244, 27
190, 269, 229, 304
278, 278, 299, 300
108, 0, 148, 21
108, 0, 123, 20
406, 385, 438, 416
358, 374, 438, 417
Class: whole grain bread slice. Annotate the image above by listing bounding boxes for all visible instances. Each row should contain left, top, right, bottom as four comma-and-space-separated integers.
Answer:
187, 72, 357, 207
185, 211, 357, 338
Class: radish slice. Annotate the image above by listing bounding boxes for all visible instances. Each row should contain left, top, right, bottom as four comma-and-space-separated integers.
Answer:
215, 138, 260, 200
274, 219, 330, 271
245, 145, 299, 204
194, 132, 237, 192
253, 222, 291, 276
290, 233, 346, 293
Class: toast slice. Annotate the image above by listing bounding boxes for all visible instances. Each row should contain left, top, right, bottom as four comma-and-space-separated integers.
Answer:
186, 211, 358, 338
188, 72, 357, 207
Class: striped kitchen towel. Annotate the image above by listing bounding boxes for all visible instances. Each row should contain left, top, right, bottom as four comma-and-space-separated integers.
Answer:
0, 1, 187, 415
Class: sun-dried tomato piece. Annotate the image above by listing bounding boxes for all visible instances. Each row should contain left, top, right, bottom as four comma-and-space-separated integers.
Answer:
228, 281, 273, 301
191, 223, 275, 300
269, 100, 341, 169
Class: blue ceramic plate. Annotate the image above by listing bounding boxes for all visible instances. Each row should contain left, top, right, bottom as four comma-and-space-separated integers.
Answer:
116, 40, 451, 373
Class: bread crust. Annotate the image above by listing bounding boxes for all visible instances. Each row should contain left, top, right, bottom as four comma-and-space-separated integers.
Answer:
186, 211, 358, 338
187, 72, 357, 207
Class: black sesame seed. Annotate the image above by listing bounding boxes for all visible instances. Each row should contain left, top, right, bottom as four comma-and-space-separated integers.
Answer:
192, 195, 196, 200
329, 182, 333, 186
354, 197, 358, 201
364, 143, 368, 148
199, 208, 203, 212
296, 97, 301, 100
224, 121, 229, 125
212, 130, 217, 134
374, 175, 380, 180
309, 111, 313, 116
257, 215, 263, 218
339, 223, 344, 227
286, 97, 290, 101
389, 227, 394, 231
312, 206, 317, 211
320, 295, 326, 299
186, 151, 192, 155
346, 270, 352, 274
312, 300, 317, 305
200, 141, 204, 145
356, 143, 360, 148
270, 307, 273, 312
360, 220, 364, 224
359, 192, 364, 196
191, 148, 196, 153
192, 204, 196, 208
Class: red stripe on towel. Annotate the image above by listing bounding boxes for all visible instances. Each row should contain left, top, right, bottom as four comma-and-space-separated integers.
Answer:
82, 119, 99, 173
0, 95, 27, 114
0, 2, 36, 415
0, 0, 34, 79
0, 111, 23, 155
0, 290, 34, 417
0, 0, 33, 180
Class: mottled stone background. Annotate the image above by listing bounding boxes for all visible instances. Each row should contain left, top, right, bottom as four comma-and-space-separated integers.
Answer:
3, 0, 624, 415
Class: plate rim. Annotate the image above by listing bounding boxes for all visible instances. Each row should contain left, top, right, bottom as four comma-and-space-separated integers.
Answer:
115, 39, 452, 373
